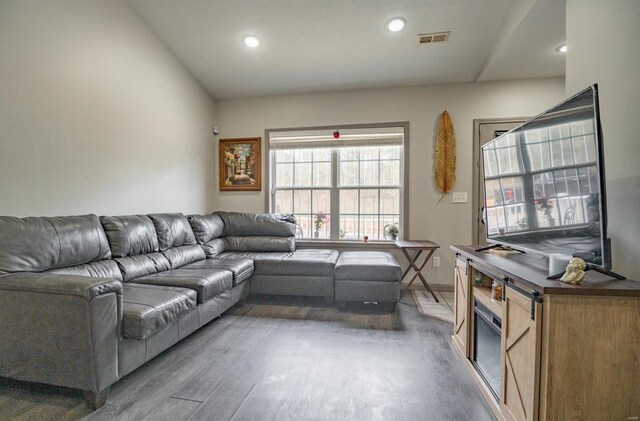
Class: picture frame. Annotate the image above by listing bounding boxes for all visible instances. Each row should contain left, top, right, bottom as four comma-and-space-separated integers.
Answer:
218, 137, 262, 191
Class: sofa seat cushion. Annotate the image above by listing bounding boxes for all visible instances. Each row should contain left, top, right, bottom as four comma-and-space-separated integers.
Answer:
181, 258, 254, 286
123, 283, 196, 340
334, 251, 401, 282
217, 249, 339, 277
132, 268, 233, 303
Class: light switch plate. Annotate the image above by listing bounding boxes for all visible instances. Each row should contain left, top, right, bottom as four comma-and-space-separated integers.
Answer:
452, 192, 468, 203
433, 256, 440, 267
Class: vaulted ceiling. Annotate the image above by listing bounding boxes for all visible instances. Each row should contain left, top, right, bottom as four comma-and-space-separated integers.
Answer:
128, 0, 565, 99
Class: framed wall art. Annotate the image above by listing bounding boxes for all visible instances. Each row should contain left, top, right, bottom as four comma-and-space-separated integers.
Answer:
218, 137, 261, 191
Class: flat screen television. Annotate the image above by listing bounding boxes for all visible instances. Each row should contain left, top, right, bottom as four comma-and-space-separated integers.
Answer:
481, 85, 611, 271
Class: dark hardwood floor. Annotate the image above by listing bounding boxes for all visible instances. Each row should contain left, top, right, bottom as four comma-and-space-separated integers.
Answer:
0, 294, 494, 421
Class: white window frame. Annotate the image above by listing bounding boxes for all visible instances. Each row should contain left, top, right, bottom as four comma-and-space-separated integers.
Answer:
265, 122, 410, 242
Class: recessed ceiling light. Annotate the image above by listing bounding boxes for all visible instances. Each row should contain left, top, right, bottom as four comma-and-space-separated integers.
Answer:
387, 17, 406, 32
243, 35, 261, 48
556, 43, 567, 53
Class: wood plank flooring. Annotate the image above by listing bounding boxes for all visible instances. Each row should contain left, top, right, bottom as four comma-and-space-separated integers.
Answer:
0, 295, 495, 421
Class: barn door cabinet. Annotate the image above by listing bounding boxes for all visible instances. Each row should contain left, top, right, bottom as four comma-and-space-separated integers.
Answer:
451, 245, 640, 421
452, 256, 470, 358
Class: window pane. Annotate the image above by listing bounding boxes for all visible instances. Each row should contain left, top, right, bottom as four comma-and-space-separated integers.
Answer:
274, 190, 292, 214
360, 160, 378, 185
381, 216, 400, 240
293, 190, 311, 214
275, 163, 293, 187
380, 160, 400, 185
294, 149, 312, 162
339, 161, 359, 186
340, 147, 358, 161
360, 147, 379, 160
340, 215, 358, 240
313, 162, 331, 186
313, 148, 331, 162
360, 189, 378, 214
340, 189, 358, 214
360, 215, 379, 240
275, 149, 293, 163
294, 163, 312, 186
312, 207, 330, 239
312, 190, 330, 215
295, 214, 312, 238
380, 146, 400, 160
380, 189, 400, 214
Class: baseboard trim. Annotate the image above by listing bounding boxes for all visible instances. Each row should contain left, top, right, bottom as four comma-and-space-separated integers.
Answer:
402, 283, 453, 292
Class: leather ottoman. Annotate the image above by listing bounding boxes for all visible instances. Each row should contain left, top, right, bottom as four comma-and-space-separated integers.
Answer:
333, 251, 402, 312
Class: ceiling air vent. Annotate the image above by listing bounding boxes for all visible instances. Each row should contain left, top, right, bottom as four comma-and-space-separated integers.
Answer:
418, 31, 450, 45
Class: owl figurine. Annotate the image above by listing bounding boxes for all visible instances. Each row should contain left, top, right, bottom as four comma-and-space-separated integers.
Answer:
560, 257, 587, 284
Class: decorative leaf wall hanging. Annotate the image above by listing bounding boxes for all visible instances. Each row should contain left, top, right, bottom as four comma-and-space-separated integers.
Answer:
434, 110, 456, 196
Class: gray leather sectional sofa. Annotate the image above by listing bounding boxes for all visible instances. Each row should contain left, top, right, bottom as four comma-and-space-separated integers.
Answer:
0, 211, 400, 410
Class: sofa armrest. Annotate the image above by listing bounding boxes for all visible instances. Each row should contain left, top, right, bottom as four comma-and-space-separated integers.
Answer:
0, 272, 122, 300
0, 272, 123, 395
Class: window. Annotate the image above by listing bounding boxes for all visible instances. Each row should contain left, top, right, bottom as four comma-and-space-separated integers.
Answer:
268, 125, 406, 241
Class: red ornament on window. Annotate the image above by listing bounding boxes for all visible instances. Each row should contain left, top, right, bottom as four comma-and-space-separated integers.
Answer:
333, 131, 340, 139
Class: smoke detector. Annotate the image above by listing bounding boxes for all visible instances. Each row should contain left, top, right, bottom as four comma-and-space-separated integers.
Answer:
418, 31, 450, 45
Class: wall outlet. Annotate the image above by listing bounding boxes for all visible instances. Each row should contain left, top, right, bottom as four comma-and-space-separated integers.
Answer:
433, 256, 440, 268
452, 192, 468, 203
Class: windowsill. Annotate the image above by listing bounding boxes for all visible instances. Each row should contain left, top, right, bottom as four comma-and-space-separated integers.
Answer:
296, 239, 398, 250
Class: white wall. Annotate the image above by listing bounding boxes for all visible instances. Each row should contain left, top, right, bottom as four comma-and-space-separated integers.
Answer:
0, 0, 217, 216
215, 78, 565, 286
566, 0, 640, 278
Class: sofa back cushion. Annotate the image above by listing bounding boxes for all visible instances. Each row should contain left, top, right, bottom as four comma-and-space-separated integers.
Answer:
187, 214, 226, 257
148, 213, 197, 250
187, 214, 224, 243
217, 212, 296, 252
100, 215, 170, 282
218, 211, 296, 237
224, 236, 295, 253
0, 215, 112, 275
100, 215, 159, 257
148, 213, 204, 269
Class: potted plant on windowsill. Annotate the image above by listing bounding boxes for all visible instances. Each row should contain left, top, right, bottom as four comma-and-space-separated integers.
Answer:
313, 211, 329, 238
384, 222, 399, 241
